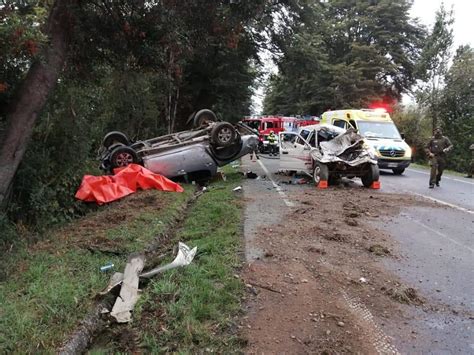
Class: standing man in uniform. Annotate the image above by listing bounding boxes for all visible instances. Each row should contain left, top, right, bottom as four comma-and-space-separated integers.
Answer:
425, 127, 453, 188
268, 130, 278, 156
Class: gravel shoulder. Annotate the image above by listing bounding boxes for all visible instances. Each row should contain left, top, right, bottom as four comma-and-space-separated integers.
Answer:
239, 155, 472, 353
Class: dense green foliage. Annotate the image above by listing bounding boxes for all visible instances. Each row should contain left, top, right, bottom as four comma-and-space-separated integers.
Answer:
394, 7, 472, 172
439, 46, 474, 172
0, 1, 281, 235
263, 0, 426, 115
415, 4, 454, 129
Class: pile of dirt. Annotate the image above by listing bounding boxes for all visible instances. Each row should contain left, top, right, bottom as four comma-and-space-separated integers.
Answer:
241, 188, 434, 354
32, 190, 172, 253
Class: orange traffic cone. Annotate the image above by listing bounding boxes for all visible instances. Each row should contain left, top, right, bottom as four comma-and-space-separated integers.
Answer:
371, 181, 381, 189
317, 180, 328, 189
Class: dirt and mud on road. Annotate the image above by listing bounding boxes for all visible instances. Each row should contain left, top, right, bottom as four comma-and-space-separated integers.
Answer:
240, 184, 471, 354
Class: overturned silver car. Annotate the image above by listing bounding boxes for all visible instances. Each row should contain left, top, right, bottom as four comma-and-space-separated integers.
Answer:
279, 124, 379, 187
99, 109, 258, 181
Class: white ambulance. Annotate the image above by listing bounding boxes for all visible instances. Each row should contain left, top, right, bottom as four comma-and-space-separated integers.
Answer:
320, 109, 411, 174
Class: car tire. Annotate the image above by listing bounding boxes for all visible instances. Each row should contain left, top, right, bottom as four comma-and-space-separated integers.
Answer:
392, 167, 405, 175
194, 109, 217, 128
211, 122, 237, 147
103, 131, 130, 148
361, 164, 380, 187
313, 162, 329, 187
109, 146, 139, 170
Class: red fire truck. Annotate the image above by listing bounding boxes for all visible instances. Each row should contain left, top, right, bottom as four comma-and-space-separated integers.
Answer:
242, 116, 285, 153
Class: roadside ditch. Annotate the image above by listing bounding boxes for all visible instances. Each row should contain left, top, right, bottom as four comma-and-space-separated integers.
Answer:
0, 166, 247, 353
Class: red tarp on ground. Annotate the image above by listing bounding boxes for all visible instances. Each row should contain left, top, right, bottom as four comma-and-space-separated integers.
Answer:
75, 164, 184, 204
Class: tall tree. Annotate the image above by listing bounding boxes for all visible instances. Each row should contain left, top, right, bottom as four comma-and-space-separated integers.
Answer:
438, 45, 474, 171
0, 0, 77, 207
264, 0, 426, 115
415, 4, 454, 129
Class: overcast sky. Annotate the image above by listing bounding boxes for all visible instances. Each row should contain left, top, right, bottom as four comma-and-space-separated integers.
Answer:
411, 0, 473, 49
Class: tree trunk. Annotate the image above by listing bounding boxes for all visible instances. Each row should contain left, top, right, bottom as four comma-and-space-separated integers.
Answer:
0, 0, 76, 207
171, 87, 180, 133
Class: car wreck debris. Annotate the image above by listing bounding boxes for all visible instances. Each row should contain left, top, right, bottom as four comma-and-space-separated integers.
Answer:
279, 125, 380, 188
99, 262, 114, 272
110, 255, 145, 323
140, 242, 197, 278
101, 242, 197, 323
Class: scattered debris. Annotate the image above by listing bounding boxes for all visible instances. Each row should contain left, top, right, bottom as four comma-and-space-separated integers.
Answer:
101, 242, 197, 323
359, 277, 368, 284
140, 242, 197, 279
211, 171, 227, 182
246, 171, 258, 179
385, 286, 424, 305
264, 251, 274, 257
368, 244, 390, 256
345, 218, 358, 226
99, 262, 114, 272
110, 255, 145, 323
307, 246, 326, 254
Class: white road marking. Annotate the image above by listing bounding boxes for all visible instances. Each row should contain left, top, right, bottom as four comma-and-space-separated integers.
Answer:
257, 160, 295, 207
407, 168, 474, 186
403, 214, 474, 252
342, 291, 400, 355
412, 192, 474, 215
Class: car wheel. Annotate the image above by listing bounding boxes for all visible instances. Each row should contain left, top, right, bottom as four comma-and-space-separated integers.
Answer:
313, 162, 329, 187
109, 146, 139, 170
361, 164, 380, 187
102, 131, 130, 148
392, 167, 405, 175
211, 122, 237, 147
194, 109, 217, 128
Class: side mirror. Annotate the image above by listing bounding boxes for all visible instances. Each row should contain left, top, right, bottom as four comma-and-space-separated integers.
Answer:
400, 133, 405, 140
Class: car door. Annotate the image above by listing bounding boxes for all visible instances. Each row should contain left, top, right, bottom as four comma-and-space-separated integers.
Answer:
279, 132, 312, 173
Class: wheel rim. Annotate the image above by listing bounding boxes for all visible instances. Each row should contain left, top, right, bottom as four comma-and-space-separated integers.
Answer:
314, 166, 321, 184
115, 152, 133, 166
218, 128, 233, 143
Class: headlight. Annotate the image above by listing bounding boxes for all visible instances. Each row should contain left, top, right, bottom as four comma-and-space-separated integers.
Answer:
404, 146, 412, 158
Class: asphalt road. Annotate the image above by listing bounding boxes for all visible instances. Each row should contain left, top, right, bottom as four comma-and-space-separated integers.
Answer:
242, 155, 474, 354
376, 167, 474, 354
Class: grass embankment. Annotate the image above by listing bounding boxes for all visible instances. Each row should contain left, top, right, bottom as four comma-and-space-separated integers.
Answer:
0, 167, 245, 353
91, 168, 246, 353
0, 186, 194, 352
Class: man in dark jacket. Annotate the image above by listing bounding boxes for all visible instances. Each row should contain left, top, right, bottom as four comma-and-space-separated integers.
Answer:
426, 127, 453, 188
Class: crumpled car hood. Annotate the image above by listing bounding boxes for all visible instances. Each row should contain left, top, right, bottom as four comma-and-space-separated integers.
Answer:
310, 127, 377, 167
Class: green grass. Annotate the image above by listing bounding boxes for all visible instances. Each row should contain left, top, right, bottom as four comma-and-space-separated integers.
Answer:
0, 187, 194, 353
95, 167, 246, 353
